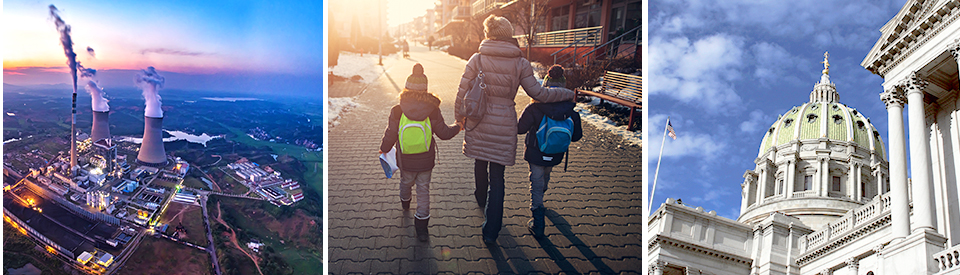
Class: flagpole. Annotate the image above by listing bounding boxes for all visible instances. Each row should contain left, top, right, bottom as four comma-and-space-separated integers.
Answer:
649, 117, 669, 212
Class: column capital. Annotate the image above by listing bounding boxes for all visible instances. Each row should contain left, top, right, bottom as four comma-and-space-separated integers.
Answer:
651, 260, 665, 271
846, 257, 859, 269
899, 71, 929, 96
949, 38, 960, 60
880, 87, 906, 109
873, 243, 885, 255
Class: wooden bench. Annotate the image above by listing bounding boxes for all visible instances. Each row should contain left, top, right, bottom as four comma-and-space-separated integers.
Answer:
575, 71, 642, 130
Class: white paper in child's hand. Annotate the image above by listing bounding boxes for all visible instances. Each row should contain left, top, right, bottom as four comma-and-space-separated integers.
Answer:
379, 147, 399, 178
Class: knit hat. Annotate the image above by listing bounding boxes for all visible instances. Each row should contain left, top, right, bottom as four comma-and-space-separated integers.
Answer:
484, 15, 514, 40
543, 64, 566, 88
405, 63, 428, 91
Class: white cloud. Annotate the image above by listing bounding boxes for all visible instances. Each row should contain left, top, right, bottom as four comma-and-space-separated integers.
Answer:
751, 42, 808, 87
647, 114, 727, 161
739, 109, 771, 133
649, 34, 745, 113
652, 0, 898, 49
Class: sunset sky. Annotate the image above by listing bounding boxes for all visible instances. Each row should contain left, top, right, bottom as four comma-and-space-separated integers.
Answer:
4, 0, 323, 88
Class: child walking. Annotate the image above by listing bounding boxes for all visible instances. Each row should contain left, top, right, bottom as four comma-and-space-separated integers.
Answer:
380, 63, 461, 242
517, 65, 582, 238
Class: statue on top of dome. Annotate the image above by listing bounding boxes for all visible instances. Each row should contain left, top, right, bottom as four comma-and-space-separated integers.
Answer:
821, 51, 830, 75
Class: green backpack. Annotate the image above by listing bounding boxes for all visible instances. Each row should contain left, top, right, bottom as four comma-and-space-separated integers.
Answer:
398, 114, 432, 154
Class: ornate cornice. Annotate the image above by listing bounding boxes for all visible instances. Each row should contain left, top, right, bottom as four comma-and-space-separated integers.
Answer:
862, 0, 960, 77
648, 235, 754, 267
881, 87, 907, 108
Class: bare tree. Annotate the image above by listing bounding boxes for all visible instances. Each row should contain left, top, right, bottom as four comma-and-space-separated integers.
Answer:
500, 0, 552, 56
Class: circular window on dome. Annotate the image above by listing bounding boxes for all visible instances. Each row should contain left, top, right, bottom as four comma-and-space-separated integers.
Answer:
811, 104, 819, 110
784, 118, 794, 127
833, 115, 843, 124
807, 114, 818, 123
833, 104, 840, 111
857, 121, 865, 130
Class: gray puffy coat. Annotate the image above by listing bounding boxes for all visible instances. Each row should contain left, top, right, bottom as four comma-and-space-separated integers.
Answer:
455, 39, 575, 166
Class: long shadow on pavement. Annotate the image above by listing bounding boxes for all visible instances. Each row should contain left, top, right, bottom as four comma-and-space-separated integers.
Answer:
546, 209, 616, 274
533, 234, 582, 274
485, 228, 538, 274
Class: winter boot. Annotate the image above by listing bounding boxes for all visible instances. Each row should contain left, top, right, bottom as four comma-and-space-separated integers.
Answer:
401, 200, 410, 210
527, 208, 546, 238
414, 217, 429, 242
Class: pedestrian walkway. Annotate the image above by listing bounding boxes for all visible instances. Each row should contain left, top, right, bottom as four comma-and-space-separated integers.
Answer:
328, 45, 642, 274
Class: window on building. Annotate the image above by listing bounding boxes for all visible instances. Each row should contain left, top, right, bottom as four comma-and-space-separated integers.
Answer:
574, 2, 602, 29
807, 114, 818, 123
832, 176, 841, 192
804, 175, 813, 191
608, 0, 640, 41
551, 6, 570, 31
777, 179, 785, 195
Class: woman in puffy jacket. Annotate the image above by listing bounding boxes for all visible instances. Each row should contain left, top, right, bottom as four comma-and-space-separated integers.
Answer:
455, 15, 575, 244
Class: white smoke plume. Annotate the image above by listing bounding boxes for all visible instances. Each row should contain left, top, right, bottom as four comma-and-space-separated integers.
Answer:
135, 67, 165, 118
49, 5, 78, 95
79, 65, 109, 112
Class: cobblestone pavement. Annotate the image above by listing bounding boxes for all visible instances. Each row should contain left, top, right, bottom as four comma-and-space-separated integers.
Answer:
328, 45, 642, 274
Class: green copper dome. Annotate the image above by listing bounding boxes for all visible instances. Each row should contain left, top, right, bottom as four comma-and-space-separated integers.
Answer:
757, 71, 886, 159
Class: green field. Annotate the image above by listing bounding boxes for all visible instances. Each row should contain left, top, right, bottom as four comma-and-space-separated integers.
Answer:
219, 124, 322, 163
213, 196, 322, 275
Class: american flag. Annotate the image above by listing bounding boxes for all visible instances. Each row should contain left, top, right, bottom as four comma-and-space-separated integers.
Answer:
666, 120, 677, 140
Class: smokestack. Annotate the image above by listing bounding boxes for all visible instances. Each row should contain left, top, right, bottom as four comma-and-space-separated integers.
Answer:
137, 117, 167, 167
91, 111, 110, 142
49, 5, 79, 171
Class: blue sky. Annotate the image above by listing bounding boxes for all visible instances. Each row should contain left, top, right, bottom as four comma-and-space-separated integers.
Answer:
647, 0, 908, 219
4, 0, 322, 94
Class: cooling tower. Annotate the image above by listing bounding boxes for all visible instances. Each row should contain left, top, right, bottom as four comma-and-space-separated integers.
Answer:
137, 116, 167, 167
91, 111, 110, 142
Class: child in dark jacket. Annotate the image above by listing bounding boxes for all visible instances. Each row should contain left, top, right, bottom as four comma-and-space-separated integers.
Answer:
517, 65, 582, 238
379, 63, 461, 242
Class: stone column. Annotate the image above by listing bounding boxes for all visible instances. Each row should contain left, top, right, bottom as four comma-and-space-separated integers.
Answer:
787, 159, 796, 197
846, 258, 858, 275
850, 163, 861, 201
881, 86, 911, 238
819, 157, 830, 196
902, 72, 937, 232
758, 167, 768, 202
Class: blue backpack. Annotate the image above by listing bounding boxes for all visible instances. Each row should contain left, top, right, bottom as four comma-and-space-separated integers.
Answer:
536, 116, 574, 154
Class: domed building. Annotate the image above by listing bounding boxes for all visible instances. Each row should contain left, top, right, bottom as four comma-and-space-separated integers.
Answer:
649, 1, 960, 274
739, 56, 890, 230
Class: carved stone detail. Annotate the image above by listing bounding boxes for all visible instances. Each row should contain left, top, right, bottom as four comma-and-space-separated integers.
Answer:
880, 87, 906, 109
899, 71, 929, 96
